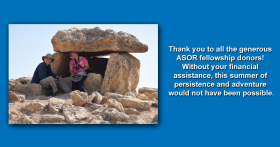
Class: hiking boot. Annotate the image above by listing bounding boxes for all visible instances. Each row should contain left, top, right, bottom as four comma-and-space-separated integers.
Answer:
45, 89, 54, 96
51, 90, 59, 96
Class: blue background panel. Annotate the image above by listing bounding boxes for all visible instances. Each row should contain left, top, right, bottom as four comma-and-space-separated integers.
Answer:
2, 0, 280, 147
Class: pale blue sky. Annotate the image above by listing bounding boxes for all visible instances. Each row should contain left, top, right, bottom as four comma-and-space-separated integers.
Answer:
9, 24, 158, 89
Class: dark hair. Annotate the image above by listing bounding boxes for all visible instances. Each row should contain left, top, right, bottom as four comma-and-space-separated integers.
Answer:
70, 52, 78, 58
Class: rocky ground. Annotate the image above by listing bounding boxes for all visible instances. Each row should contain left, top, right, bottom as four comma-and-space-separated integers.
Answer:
9, 83, 158, 124
9, 27, 156, 124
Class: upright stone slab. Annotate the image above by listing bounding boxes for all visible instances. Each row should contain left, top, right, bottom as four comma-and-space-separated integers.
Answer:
101, 53, 140, 95
50, 52, 67, 75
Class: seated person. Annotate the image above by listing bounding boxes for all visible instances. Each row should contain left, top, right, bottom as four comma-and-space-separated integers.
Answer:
69, 52, 89, 92
31, 53, 71, 96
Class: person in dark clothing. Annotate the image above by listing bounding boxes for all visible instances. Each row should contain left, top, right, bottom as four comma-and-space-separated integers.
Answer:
69, 52, 89, 92
31, 53, 71, 95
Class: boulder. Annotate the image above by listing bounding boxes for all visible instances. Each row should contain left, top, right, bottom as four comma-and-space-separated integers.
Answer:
51, 27, 148, 53
102, 108, 129, 122
100, 53, 140, 95
92, 120, 110, 124
22, 102, 46, 112
42, 115, 65, 122
49, 98, 65, 113
107, 99, 125, 113
84, 73, 103, 95
116, 121, 128, 124
133, 119, 147, 124
13, 84, 42, 96
92, 91, 102, 104
17, 115, 35, 124
9, 80, 21, 91
104, 92, 123, 100
153, 114, 158, 122
118, 96, 151, 110
92, 108, 103, 114
138, 87, 158, 100
124, 108, 140, 115
123, 91, 136, 97
9, 112, 13, 120
62, 74, 103, 96
142, 100, 153, 106
62, 104, 88, 124
70, 90, 94, 106
136, 93, 148, 100
138, 87, 158, 93
101, 96, 109, 104
152, 98, 158, 107
9, 91, 25, 102
84, 103, 101, 111
15, 77, 31, 84
129, 114, 137, 121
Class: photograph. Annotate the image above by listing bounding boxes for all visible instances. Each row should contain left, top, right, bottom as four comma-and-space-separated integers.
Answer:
8, 24, 158, 124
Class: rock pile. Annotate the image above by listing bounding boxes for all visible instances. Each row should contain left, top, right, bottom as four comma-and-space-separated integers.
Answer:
9, 27, 158, 124
9, 87, 158, 124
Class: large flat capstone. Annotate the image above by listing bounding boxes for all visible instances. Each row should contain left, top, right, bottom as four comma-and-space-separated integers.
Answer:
51, 27, 148, 53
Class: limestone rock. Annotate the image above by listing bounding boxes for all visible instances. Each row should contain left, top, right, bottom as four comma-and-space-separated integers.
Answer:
17, 115, 35, 124
123, 91, 136, 97
107, 99, 125, 113
92, 108, 103, 114
42, 115, 65, 122
86, 115, 110, 124
23, 102, 46, 112
92, 91, 102, 104
136, 93, 148, 100
9, 80, 21, 91
116, 121, 128, 124
129, 114, 137, 121
49, 98, 64, 113
124, 108, 140, 115
84, 73, 103, 95
101, 96, 109, 104
51, 27, 148, 53
145, 92, 158, 100
9, 91, 25, 102
9, 112, 13, 120
104, 92, 123, 100
102, 108, 129, 122
85, 103, 101, 111
142, 100, 153, 106
70, 90, 94, 106
15, 77, 31, 84
152, 98, 158, 107
138, 87, 158, 93
101, 53, 140, 95
50, 52, 67, 75
138, 87, 158, 100
62, 104, 88, 124
13, 84, 42, 96
119, 96, 151, 110
133, 119, 147, 124
92, 120, 110, 124
153, 114, 158, 122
